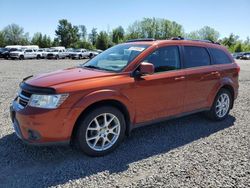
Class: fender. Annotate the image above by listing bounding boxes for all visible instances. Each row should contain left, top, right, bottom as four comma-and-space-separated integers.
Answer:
73, 89, 135, 123
207, 77, 235, 107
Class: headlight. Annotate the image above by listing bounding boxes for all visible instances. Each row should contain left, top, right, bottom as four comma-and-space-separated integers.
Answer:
29, 94, 68, 109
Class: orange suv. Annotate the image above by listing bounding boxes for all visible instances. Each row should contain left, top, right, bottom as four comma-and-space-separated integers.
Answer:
10, 38, 240, 156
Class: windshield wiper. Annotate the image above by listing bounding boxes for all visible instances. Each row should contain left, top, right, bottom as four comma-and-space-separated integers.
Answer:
82, 65, 116, 72
83, 65, 101, 70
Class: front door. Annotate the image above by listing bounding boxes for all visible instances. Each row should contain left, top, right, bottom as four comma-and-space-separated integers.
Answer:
132, 46, 186, 123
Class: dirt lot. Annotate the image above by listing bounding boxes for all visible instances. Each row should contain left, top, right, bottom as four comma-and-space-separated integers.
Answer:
0, 59, 249, 188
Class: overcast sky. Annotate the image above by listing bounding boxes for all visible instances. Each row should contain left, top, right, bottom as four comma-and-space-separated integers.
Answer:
0, 0, 249, 40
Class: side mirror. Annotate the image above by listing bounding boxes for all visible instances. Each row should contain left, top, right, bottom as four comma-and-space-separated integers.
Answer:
139, 62, 154, 75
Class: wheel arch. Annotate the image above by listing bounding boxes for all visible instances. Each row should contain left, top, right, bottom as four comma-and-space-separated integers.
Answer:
70, 91, 134, 143
219, 84, 235, 109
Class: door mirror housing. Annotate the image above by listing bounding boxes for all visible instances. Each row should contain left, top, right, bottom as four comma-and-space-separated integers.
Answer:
139, 62, 154, 75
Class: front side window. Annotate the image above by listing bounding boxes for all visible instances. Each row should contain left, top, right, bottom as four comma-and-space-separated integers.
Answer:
209, 48, 232, 64
82, 44, 149, 72
184, 46, 210, 68
143, 46, 181, 73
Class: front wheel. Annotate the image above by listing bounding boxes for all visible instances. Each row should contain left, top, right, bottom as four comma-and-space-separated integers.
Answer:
19, 55, 24, 60
205, 89, 232, 121
75, 106, 126, 156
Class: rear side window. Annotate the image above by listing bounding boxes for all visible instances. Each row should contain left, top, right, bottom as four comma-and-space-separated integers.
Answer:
209, 48, 232, 64
184, 46, 210, 68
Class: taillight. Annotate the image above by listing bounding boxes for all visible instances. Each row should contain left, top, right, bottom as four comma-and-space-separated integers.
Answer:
236, 64, 240, 74
234, 63, 240, 76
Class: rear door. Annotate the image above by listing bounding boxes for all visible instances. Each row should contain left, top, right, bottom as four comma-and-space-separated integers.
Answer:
182, 45, 220, 112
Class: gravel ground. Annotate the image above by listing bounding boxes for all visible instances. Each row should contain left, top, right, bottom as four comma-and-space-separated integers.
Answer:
0, 59, 249, 188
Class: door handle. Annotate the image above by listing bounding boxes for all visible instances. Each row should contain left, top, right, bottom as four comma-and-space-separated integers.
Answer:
174, 76, 185, 81
210, 71, 220, 76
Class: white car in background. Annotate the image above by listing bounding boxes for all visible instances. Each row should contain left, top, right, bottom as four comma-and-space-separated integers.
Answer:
70, 49, 88, 59
9, 49, 39, 60
46, 49, 67, 59
36, 49, 50, 59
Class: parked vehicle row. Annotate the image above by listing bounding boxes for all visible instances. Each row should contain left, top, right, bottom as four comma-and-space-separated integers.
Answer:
232, 52, 250, 60
0, 45, 103, 60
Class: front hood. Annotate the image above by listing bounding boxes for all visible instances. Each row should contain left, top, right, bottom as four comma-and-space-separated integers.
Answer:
25, 67, 114, 87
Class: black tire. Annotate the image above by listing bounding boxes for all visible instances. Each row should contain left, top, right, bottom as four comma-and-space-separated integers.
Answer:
19, 55, 24, 60
205, 88, 232, 121
56, 55, 59, 60
75, 106, 126, 156
36, 55, 41, 59
79, 55, 82, 59
89, 53, 93, 59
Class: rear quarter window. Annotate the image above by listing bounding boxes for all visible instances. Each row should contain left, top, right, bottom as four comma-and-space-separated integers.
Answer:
183, 46, 210, 68
209, 48, 232, 64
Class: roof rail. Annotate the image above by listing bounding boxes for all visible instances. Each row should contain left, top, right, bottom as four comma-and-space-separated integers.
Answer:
171, 36, 184, 40
170, 37, 220, 45
126, 38, 156, 42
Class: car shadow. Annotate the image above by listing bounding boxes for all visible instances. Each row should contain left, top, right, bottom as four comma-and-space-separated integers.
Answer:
0, 114, 236, 187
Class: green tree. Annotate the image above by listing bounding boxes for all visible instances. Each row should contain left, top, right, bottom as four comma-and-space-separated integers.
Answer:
89, 28, 98, 46
187, 26, 220, 41
31, 32, 43, 47
55, 19, 80, 48
112, 26, 125, 44
3, 24, 29, 45
52, 38, 60, 47
42, 35, 52, 48
76, 40, 94, 49
220, 33, 239, 52
0, 31, 6, 47
79, 25, 87, 40
96, 31, 109, 50
243, 37, 250, 51
126, 18, 184, 40
234, 42, 243, 52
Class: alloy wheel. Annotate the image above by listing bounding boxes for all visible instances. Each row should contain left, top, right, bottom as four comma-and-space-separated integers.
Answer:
85, 113, 121, 151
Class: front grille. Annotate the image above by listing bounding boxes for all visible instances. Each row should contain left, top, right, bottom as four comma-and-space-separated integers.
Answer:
17, 90, 32, 108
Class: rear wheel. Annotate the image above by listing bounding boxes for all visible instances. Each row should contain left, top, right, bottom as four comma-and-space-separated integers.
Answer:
19, 55, 24, 60
89, 53, 93, 59
36, 55, 41, 59
55, 55, 59, 60
205, 89, 232, 121
75, 106, 126, 156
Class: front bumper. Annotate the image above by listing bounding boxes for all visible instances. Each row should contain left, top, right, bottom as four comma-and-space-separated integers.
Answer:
10, 55, 20, 58
47, 54, 56, 59
10, 100, 71, 145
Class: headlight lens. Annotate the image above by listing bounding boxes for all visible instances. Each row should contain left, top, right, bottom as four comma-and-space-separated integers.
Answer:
29, 94, 68, 109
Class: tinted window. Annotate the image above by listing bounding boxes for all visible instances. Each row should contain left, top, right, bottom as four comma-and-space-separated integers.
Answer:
25, 50, 32, 52
210, 48, 232, 64
143, 46, 181, 73
184, 46, 210, 68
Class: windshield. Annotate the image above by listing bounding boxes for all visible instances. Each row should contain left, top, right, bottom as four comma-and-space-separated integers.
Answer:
82, 44, 149, 72
14, 49, 23, 52
74, 49, 82, 52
